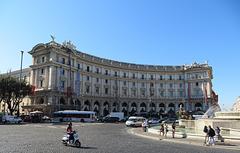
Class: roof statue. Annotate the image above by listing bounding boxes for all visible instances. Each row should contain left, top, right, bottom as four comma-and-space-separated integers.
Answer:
50, 35, 55, 42
62, 40, 76, 50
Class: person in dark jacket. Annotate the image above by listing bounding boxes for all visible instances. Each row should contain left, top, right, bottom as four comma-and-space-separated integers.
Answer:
208, 125, 216, 145
203, 125, 208, 144
172, 122, 176, 138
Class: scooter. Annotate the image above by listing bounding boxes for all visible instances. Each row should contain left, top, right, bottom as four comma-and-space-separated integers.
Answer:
62, 131, 81, 148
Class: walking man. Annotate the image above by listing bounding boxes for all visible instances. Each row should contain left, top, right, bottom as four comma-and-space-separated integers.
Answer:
172, 121, 176, 138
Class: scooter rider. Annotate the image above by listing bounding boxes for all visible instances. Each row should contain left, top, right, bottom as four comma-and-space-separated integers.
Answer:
66, 122, 74, 143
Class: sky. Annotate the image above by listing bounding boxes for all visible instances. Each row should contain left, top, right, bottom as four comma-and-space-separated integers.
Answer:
0, 0, 239, 109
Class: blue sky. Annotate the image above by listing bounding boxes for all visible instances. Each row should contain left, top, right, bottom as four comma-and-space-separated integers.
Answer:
0, 0, 239, 109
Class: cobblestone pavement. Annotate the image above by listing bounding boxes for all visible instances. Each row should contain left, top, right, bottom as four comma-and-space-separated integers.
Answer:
0, 123, 239, 153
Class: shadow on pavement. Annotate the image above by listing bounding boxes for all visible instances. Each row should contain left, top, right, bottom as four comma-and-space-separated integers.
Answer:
80, 146, 98, 149
217, 143, 237, 146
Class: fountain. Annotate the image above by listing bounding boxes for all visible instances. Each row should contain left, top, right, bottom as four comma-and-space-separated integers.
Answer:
179, 100, 240, 138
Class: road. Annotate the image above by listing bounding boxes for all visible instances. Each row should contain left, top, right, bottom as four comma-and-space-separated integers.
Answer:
0, 123, 238, 153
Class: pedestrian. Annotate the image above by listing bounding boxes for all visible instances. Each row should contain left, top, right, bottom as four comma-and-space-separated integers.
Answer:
208, 125, 216, 146
164, 123, 168, 138
142, 119, 148, 132
159, 124, 164, 136
203, 125, 208, 145
215, 126, 224, 142
172, 121, 176, 138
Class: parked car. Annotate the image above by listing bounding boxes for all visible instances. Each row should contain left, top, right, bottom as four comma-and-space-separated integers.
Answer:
103, 117, 120, 123
125, 116, 146, 127
2, 115, 22, 124
147, 118, 161, 125
161, 118, 177, 124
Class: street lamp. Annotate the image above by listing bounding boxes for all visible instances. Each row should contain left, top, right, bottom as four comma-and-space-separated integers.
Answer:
17, 51, 24, 117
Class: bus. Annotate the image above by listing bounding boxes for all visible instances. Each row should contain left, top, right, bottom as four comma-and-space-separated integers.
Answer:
53, 110, 96, 122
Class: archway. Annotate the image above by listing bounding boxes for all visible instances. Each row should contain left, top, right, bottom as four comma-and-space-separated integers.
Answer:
84, 100, 90, 111
195, 103, 202, 111
121, 102, 128, 116
38, 98, 44, 104
130, 103, 137, 116
103, 101, 109, 116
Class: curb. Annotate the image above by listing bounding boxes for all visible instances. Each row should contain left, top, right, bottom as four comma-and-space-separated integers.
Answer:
127, 128, 240, 151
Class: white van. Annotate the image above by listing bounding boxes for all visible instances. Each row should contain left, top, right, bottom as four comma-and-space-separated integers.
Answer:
125, 116, 146, 127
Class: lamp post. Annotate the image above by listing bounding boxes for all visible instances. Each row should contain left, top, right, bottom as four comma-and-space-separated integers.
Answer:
17, 51, 24, 117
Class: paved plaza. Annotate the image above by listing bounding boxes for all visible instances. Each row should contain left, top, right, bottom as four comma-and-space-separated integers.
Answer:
0, 123, 239, 153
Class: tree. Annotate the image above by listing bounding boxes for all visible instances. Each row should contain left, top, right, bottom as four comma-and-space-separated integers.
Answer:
0, 75, 32, 115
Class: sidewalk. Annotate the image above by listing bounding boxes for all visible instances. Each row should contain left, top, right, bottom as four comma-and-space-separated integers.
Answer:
128, 127, 240, 151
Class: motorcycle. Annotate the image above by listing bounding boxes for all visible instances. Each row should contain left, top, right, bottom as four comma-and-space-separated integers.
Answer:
62, 131, 81, 148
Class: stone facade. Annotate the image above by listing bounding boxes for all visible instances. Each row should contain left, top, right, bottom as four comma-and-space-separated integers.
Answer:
1, 40, 217, 117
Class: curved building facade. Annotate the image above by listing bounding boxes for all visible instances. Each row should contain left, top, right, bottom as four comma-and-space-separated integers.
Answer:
25, 40, 216, 117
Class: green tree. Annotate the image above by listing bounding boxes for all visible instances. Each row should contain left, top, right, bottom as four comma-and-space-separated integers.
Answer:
0, 75, 32, 115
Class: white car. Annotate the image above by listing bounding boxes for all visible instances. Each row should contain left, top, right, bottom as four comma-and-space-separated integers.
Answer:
125, 116, 146, 127
2, 115, 22, 124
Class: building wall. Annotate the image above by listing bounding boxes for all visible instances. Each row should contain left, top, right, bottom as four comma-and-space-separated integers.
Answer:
1, 40, 215, 117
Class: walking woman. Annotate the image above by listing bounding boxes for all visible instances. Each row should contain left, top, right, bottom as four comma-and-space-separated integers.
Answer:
159, 124, 165, 136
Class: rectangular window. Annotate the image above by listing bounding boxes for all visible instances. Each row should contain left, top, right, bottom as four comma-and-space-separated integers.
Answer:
160, 83, 163, 88
123, 89, 127, 96
105, 79, 108, 84
61, 81, 65, 89
87, 76, 90, 81
160, 75, 163, 80
86, 86, 90, 93
179, 83, 182, 88
169, 75, 172, 80
141, 82, 145, 87
105, 88, 108, 94
96, 87, 99, 94
87, 66, 90, 72
123, 81, 126, 86
132, 73, 135, 79
42, 57, 45, 63
179, 75, 182, 80
160, 91, 164, 97
62, 69, 65, 75
132, 90, 136, 96
96, 68, 99, 73
180, 91, 183, 97
105, 70, 108, 75
150, 82, 154, 87
78, 63, 80, 69
41, 68, 44, 75
62, 58, 65, 64
141, 74, 144, 79
123, 72, 126, 78
114, 71, 117, 77
170, 83, 173, 88
151, 75, 154, 80
96, 78, 99, 83
40, 80, 43, 87
132, 82, 136, 86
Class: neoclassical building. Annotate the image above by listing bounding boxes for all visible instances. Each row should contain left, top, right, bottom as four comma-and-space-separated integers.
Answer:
3, 40, 217, 117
